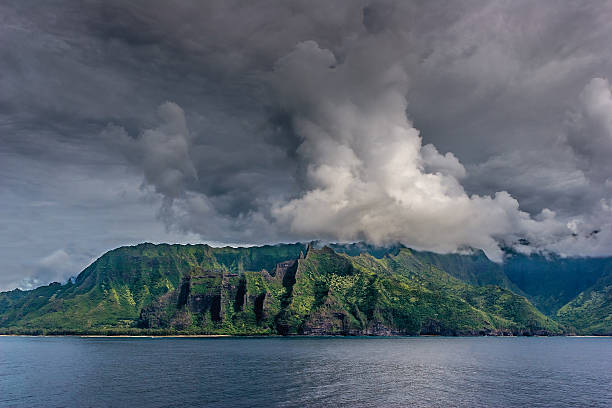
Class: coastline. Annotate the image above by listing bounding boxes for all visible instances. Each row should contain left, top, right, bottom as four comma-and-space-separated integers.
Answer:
1, 333, 611, 338
0, 334, 233, 338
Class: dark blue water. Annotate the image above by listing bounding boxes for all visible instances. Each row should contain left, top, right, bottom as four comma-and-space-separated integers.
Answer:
1, 336, 611, 407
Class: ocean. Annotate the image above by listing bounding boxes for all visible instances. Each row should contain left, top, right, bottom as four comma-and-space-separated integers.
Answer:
1, 336, 611, 407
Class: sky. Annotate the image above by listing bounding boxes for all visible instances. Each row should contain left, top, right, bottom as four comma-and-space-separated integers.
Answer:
2, 0, 612, 291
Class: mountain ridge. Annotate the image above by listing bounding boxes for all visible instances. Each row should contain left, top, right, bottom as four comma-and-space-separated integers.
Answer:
1, 242, 610, 335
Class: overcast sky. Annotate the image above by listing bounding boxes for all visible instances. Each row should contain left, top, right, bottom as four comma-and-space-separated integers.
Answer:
2, 0, 612, 290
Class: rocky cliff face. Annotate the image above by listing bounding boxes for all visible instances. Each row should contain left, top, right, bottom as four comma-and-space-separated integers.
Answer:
1, 242, 584, 335
134, 247, 561, 336
139, 269, 252, 330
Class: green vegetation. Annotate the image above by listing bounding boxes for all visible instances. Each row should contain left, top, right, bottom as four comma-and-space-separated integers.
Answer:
0, 242, 573, 336
502, 252, 612, 315
334, 243, 612, 335
0, 243, 304, 333
556, 273, 612, 335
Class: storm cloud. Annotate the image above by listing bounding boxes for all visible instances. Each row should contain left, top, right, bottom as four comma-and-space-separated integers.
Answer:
2, 0, 612, 289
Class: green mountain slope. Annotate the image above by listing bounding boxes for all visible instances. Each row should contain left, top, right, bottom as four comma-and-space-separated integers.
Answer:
503, 252, 612, 315
331, 242, 612, 334
329, 242, 513, 288
0, 243, 305, 332
556, 272, 612, 335
0, 243, 561, 335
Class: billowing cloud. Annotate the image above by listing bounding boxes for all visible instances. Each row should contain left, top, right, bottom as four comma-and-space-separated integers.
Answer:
18, 249, 80, 290
102, 38, 592, 261
104, 102, 197, 199
264, 40, 573, 260
3, 0, 612, 288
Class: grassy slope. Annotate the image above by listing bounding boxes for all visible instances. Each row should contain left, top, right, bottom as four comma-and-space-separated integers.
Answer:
502, 253, 612, 315
329, 243, 512, 288
386, 249, 560, 334
556, 272, 612, 335
279, 247, 560, 335
0, 243, 305, 332
332, 243, 612, 333
3, 242, 607, 335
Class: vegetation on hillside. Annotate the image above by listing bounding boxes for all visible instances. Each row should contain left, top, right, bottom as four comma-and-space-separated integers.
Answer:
0, 243, 569, 335
556, 273, 612, 335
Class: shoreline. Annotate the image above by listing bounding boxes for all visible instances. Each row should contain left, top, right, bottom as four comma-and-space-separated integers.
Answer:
1, 334, 611, 338
0, 334, 233, 338
80, 334, 232, 338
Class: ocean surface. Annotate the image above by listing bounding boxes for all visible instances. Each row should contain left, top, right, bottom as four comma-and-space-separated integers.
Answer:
1, 336, 611, 407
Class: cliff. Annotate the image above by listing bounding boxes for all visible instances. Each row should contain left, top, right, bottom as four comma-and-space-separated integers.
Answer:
0, 242, 567, 335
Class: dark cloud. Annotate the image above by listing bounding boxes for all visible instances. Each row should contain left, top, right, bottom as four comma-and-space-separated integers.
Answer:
2, 0, 612, 289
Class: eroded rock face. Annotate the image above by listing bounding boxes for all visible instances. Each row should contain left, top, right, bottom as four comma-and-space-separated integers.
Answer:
169, 310, 192, 330
303, 310, 349, 335
234, 278, 247, 313
251, 293, 265, 322
138, 290, 177, 329
138, 304, 165, 329
3, 242, 575, 336
138, 271, 227, 328
137, 268, 274, 330
186, 271, 241, 322
274, 260, 297, 282
135, 247, 561, 336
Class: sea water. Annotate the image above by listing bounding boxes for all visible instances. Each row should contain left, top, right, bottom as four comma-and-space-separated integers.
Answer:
1, 336, 611, 407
